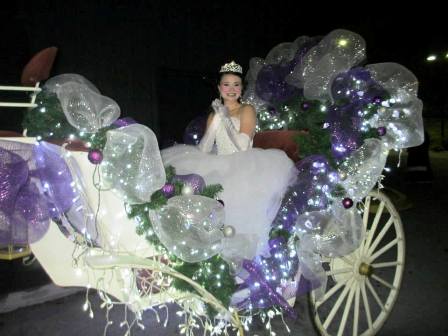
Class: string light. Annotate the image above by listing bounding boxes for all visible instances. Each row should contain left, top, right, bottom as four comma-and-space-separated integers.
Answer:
7, 28, 424, 336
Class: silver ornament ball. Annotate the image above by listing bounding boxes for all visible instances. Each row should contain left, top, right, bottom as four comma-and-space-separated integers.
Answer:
222, 225, 236, 238
338, 171, 348, 181
181, 184, 194, 196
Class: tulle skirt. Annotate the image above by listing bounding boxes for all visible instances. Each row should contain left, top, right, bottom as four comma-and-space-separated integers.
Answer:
161, 145, 297, 259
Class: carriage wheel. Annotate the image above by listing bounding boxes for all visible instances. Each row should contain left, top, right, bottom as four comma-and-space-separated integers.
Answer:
309, 190, 405, 336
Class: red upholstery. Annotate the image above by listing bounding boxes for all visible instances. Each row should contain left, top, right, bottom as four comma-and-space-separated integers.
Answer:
1, 130, 305, 157
0, 131, 22, 137
49, 139, 89, 152
21, 47, 58, 86
253, 130, 306, 163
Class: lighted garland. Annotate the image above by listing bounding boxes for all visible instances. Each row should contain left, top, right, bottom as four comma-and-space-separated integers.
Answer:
21, 90, 237, 316
125, 166, 237, 311
22, 86, 238, 313
22, 90, 77, 139
233, 29, 424, 316
22, 89, 116, 152
256, 74, 387, 168
23, 69, 384, 321
19, 29, 424, 333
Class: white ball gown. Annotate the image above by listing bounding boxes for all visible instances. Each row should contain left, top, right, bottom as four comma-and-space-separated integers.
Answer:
161, 110, 297, 261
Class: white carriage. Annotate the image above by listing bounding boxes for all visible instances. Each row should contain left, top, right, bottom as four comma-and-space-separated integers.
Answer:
0, 51, 406, 335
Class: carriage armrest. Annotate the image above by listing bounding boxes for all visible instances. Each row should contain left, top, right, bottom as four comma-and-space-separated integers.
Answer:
45, 139, 89, 152
0, 131, 89, 152
0, 130, 23, 137
253, 130, 306, 162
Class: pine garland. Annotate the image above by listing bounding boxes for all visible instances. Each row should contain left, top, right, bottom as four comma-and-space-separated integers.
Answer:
200, 184, 224, 199
258, 94, 384, 170
126, 166, 236, 313
171, 255, 237, 310
22, 90, 77, 139
24, 91, 236, 314
79, 126, 114, 150
22, 89, 116, 150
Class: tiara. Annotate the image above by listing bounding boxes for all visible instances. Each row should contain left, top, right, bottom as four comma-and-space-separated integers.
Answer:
219, 61, 243, 74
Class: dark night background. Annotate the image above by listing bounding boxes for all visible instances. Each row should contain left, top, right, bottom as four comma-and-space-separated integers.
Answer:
1, 2, 448, 335
1, 1, 447, 145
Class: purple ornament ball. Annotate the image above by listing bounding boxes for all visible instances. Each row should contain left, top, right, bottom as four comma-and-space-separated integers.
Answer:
173, 174, 206, 194
377, 126, 387, 136
162, 183, 175, 198
267, 106, 278, 116
342, 197, 354, 209
88, 149, 103, 164
183, 115, 207, 145
301, 101, 310, 110
372, 96, 382, 105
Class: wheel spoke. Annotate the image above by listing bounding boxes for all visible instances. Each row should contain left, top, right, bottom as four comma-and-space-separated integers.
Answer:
337, 283, 357, 336
323, 278, 354, 329
353, 285, 360, 336
367, 216, 394, 256
362, 197, 371, 231
362, 201, 385, 254
360, 197, 371, 253
371, 274, 396, 291
361, 281, 373, 329
326, 267, 352, 277
366, 278, 387, 312
371, 261, 401, 268
312, 192, 404, 336
340, 255, 355, 265
369, 238, 399, 262
316, 276, 350, 309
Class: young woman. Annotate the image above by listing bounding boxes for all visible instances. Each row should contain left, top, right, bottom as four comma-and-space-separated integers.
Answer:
161, 61, 297, 261
198, 61, 256, 154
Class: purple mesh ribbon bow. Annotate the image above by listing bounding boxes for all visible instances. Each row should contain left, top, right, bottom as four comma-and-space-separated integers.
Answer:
0, 141, 50, 245
0, 140, 98, 246
236, 258, 296, 318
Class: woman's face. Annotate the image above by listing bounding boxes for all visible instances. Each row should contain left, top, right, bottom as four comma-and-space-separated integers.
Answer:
218, 74, 242, 102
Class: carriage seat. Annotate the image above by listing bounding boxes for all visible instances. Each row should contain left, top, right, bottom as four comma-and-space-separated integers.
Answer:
1, 130, 304, 160
253, 130, 304, 163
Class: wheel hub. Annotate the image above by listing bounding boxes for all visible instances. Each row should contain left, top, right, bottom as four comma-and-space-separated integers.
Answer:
358, 262, 374, 277
328, 251, 375, 283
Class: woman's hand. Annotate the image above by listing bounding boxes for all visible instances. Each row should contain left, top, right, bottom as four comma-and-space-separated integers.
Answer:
211, 99, 228, 118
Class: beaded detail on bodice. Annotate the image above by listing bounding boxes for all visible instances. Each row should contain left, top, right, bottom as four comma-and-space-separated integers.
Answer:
215, 115, 255, 156
215, 116, 240, 155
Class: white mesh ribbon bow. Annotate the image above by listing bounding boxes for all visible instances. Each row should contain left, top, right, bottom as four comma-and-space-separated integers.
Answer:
100, 124, 166, 204
45, 74, 120, 133
149, 195, 226, 262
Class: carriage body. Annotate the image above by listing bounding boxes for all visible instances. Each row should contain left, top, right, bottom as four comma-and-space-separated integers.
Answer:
0, 43, 407, 333
0, 129, 406, 336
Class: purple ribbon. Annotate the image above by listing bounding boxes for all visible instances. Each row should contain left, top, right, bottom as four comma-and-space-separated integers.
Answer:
112, 117, 137, 128
234, 155, 337, 316
237, 259, 296, 318
0, 141, 50, 245
0, 140, 98, 246
33, 142, 77, 218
